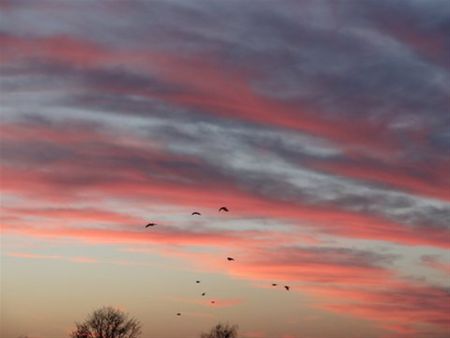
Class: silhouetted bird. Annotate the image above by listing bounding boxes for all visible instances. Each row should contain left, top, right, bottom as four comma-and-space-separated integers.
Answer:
211, 300, 215, 304
202, 292, 206, 296
227, 257, 235, 261
145, 223, 156, 228
176, 313, 181, 316
284, 285, 290, 291
272, 283, 277, 287
219, 207, 229, 212
196, 280, 200, 284
192, 212, 201, 216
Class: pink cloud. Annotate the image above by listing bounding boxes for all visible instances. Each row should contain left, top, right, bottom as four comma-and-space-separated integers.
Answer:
7, 251, 97, 264
310, 281, 450, 337
0, 33, 403, 157
308, 157, 450, 202
2, 119, 448, 250
421, 255, 450, 275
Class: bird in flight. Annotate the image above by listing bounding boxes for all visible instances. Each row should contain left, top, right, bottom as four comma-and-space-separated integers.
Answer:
272, 283, 277, 287
219, 207, 229, 212
145, 223, 156, 228
227, 257, 235, 261
211, 300, 215, 304
176, 313, 181, 316
196, 280, 200, 284
201, 292, 206, 296
284, 285, 290, 291
192, 212, 201, 216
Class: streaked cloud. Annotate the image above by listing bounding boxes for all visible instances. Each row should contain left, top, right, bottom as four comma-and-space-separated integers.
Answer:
1, 1, 449, 338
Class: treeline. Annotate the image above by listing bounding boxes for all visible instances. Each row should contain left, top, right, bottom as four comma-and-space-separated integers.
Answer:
59, 306, 238, 338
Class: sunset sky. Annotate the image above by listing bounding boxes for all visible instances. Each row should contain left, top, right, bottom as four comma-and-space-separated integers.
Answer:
1, 1, 449, 338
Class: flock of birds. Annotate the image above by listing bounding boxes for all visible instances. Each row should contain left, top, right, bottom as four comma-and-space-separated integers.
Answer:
144, 206, 290, 317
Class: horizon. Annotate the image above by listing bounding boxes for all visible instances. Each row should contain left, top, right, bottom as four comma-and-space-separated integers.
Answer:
1, 1, 449, 338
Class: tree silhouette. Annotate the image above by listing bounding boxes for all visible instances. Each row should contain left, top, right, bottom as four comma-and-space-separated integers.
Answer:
70, 306, 141, 338
200, 323, 238, 338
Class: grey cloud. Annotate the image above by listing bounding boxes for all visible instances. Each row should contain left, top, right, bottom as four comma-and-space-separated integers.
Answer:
263, 246, 399, 269
2, 0, 449, 237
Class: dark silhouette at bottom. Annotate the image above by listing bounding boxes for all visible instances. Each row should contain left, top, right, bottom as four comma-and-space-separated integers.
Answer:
201, 323, 239, 338
71, 306, 141, 338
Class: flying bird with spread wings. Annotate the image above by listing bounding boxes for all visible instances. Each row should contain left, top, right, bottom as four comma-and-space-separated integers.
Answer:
227, 257, 235, 261
192, 211, 201, 216
219, 206, 229, 212
284, 285, 290, 291
145, 223, 156, 228
272, 283, 277, 286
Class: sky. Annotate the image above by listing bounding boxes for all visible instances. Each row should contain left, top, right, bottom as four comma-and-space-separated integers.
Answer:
1, 0, 449, 338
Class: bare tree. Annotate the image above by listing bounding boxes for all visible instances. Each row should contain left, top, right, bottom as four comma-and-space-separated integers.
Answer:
200, 323, 238, 338
71, 306, 141, 338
